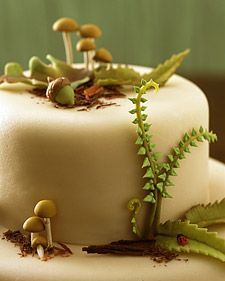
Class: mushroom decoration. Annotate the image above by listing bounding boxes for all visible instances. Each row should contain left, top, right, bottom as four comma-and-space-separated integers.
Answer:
31, 235, 48, 261
53, 17, 79, 65
34, 200, 57, 248
93, 48, 113, 67
76, 38, 96, 71
79, 24, 102, 39
46, 76, 75, 105
79, 24, 102, 70
23, 216, 45, 243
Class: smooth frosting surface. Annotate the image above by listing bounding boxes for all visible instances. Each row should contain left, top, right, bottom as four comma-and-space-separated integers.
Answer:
0, 66, 209, 244
0, 158, 224, 281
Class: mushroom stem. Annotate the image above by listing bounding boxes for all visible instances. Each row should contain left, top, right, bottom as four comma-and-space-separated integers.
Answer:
36, 244, 45, 261
84, 52, 89, 70
44, 218, 53, 248
62, 32, 73, 65
31, 233, 34, 243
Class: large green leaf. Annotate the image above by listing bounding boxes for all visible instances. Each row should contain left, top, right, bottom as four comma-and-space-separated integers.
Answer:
142, 49, 190, 86
156, 235, 225, 262
94, 65, 141, 86
157, 220, 225, 259
184, 198, 225, 227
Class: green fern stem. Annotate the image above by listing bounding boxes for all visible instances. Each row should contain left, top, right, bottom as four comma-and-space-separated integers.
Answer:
154, 127, 217, 233
135, 80, 159, 236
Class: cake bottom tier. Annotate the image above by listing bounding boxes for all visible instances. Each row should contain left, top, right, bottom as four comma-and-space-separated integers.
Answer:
0, 158, 224, 281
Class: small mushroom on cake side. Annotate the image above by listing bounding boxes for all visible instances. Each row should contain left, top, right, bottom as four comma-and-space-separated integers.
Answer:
79, 24, 102, 70
23, 216, 45, 244
93, 48, 113, 68
53, 17, 79, 65
34, 200, 57, 248
31, 235, 48, 261
76, 38, 96, 71
46, 76, 75, 106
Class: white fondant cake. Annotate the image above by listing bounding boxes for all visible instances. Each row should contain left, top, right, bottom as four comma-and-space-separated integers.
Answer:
0, 66, 209, 244
0, 66, 224, 280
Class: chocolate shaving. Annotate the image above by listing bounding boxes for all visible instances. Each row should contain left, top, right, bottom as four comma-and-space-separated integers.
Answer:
2, 229, 32, 256
29, 80, 126, 111
82, 239, 179, 263
57, 242, 73, 254
2, 230, 72, 260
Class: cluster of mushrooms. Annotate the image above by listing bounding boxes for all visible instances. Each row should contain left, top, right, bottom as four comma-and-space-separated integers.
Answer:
53, 17, 113, 70
23, 200, 57, 261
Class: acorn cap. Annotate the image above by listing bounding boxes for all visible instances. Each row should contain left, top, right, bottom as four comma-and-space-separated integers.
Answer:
46, 77, 70, 102
53, 17, 79, 32
93, 48, 113, 63
76, 38, 96, 52
79, 24, 102, 38
34, 200, 57, 218
31, 235, 48, 248
23, 216, 45, 233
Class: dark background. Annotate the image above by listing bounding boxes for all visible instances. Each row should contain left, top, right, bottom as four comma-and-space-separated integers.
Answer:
0, 0, 224, 162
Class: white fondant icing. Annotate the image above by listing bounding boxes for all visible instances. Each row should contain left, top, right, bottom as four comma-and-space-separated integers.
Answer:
0, 158, 224, 281
0, 67, 209, 244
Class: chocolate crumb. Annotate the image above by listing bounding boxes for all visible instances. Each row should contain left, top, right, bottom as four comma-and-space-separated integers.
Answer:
82, 239, 179, 264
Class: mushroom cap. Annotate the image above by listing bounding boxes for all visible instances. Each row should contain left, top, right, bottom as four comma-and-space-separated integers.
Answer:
31, 235, 48, 248
79, 24, 102, 38
76, 38, 96, 52
93, 48, 113, 63
53, 17, 79, 32
23, 216, 45, 233
34, 200, 57, 218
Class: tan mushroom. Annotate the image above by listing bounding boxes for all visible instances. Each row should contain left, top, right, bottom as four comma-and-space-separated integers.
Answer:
76, 38, 96, 71
23, 216, 45, 243
93, 48, 113, 66
53, 17, 79, 65
31, 235, 48, 261
79, 24, 102, 70
79, 24, 102, 39
34, 200, 57, 248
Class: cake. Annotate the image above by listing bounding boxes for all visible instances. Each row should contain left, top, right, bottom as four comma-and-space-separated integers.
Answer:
0, 17, 225, 281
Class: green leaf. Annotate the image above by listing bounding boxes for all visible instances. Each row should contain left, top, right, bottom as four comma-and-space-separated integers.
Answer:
156, 236, 225, 263
184, 146, 190, 153
157, 220, 225, 262
94, 65, 141, 86
143, 168, 154, 178
183, 133, 190, 142
141, 97, 148, 103
133, 86, 140, 93
132, 118, 138, 124
158, 173, 167, 181
184, 198, 225, 227
173, 147, 180, 155
156, 182, 164, 192
138, 146, 146, 155
142, 49, 190, 86
143, 182, 154, 191
129, 109, 137, 114
144, 193, 156, 203
190, 141, 197, 147
167, 154, 174, 162
144, 123, 151, 132
135, 136, 144, 145
128, 97, 137, 104
170, 169, 177, 176
141, 114, 148, 121
191, 128, 197, 136
142, 157, 150, 168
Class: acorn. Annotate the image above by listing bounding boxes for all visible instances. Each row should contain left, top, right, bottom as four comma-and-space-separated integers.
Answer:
46, 77, 75, 105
